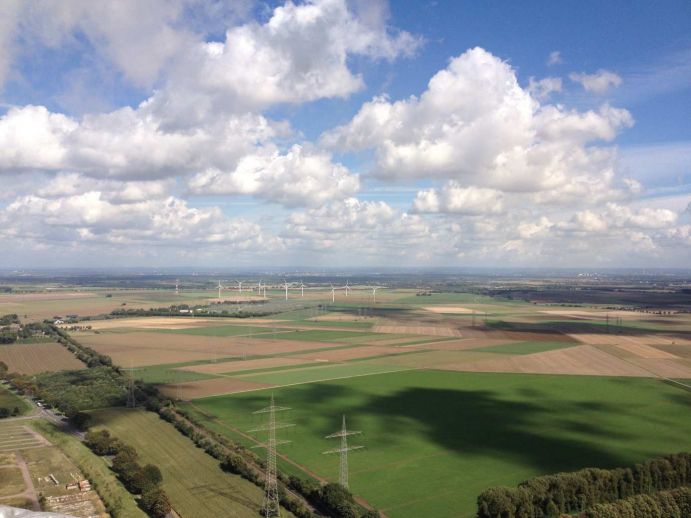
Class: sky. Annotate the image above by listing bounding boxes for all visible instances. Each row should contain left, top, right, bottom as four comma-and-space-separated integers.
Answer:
0, 0, 690, 269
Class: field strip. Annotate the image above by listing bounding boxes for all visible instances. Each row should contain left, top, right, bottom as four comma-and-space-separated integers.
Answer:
195, 367, 417, 396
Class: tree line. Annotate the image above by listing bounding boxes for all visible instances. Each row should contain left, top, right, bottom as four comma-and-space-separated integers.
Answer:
583, 486, 691, 518
477, 452, 691, 518
85, 429, 171, 518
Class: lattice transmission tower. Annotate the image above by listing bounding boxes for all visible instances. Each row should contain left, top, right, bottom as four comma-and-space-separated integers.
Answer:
125, 366, 141, 408
249, 394, 294, 517
323, 415, 363, 489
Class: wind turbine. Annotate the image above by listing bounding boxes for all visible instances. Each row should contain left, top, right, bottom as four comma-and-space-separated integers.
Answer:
344, 280, 350, 297
330, 283, 335, 303
283, 280, 290, 301
372, 286, 379, 303
236, 280, 243, 293
175, 279, 179, 295
256, 279, 263, 295
217, 280, 223, 300
300, 281, 305, 297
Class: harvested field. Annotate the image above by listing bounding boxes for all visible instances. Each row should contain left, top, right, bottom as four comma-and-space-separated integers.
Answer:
0, 291, 94, 302
159, 377, 273, 399
87, 317, 236, 330
0, 343, 85, 375
372, 324, 462, 337
613, 342, 679, 359
626, 358, 691, 378
180, 357, 308, 374
80, 331, 346, 367
651, 344, 691, 359
486, 330, 578, 342
367, 350, 502, 369
569, 333, 691, 347
415, 337, 517, 351
439, 345, 651, 377
292, 345, 408, 362
422, 306, 474, 314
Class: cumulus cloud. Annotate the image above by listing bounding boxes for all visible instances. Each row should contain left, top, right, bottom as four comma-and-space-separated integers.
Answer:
412, 183, 503, 214
187, 145, 359, 207
323, 47, 633, 193
0, 192, 280, 249
569, 69, 623, 93
145, 0, 421, 123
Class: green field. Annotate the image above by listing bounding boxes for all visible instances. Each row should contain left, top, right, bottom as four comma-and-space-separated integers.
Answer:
89, 408, 271, 518
188, 370, 691, 518
0, 384, 30, 415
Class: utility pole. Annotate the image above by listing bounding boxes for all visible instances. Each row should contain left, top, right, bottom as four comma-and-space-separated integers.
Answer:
249, 395, 294, 517
323, 415, 363, 489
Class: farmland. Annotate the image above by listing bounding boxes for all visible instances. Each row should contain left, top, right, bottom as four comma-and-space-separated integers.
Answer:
2, 273, 691, 518
186, 370, 691, 518
89, 408, 268, 518
0, 343, 85, 375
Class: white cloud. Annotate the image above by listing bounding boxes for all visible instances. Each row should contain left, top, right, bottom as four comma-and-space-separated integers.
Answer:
187, 145, 359, 207
146, 0, 421, 123
569, 69, 622, 93
528, 76, 562, 99
324, 47, 633, 195
547, 50, 562, 66
412, 183, 503, 214
0, 192, 280, 249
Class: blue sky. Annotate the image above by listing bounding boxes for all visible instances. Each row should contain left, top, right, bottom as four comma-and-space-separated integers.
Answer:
0, 0, 689, 268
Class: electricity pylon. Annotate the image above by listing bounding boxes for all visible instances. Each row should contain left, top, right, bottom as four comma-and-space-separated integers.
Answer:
249, 395, 294, 517
125, 367, 141, 408
323, 415, 363, 489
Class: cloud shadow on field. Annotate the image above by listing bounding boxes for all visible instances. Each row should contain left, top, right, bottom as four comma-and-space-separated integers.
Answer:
354, 386, 637, 474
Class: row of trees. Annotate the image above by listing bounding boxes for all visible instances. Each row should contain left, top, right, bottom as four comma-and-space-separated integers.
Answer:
85, 429, 171, 518
583, 487, 691, 518
477, 452, 691, 518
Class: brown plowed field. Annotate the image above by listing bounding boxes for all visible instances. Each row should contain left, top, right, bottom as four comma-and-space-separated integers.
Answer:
159, 377, 273, 399
180, 357, 309, 374
372, 324, 462, 337
0, 343, 85, 374
486, 330, 578, 342
292, 346, 406, 362
80, 332, 344, 367
87, 317, 240, 330
437, 345, 652, 377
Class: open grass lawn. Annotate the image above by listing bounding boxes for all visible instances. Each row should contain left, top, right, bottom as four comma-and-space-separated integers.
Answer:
189, 370, 691, 518
0, 384, 30, 415
89, 408, 271, 518
470, 340, 579, 355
